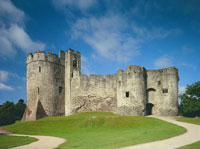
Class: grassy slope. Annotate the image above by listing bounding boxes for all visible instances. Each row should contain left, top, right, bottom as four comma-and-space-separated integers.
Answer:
0, 135, 38, 149
177, 117, 200, 149
3, 112, 186, 149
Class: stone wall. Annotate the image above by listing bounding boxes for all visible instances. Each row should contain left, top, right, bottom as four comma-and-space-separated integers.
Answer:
70, 74, 117, 114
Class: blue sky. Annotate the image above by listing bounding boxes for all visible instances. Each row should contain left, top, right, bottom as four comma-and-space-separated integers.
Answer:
0, 0, 200, 104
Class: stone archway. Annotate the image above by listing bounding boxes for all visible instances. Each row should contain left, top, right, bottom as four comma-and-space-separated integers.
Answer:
146, 88, 156, 115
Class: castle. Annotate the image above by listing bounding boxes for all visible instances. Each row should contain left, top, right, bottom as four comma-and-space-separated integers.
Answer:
23, 49, 179, 121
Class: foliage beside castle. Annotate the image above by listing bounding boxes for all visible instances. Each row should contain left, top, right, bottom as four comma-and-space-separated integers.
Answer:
23, 49, 179, 121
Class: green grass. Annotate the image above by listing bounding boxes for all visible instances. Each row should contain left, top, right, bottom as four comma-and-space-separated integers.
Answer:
177, 117, 200, 149
0, 134, 38, 149
3, 112, 186, 149
177, 117, 200, 125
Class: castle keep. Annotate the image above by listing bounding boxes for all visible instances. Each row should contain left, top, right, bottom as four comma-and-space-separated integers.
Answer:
23, 49, 179, 121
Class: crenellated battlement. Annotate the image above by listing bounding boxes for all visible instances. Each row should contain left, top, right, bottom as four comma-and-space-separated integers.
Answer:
147, 67, 178, 75
27, 50, 66, 66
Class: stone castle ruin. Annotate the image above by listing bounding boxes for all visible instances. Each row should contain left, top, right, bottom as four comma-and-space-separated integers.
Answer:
23, 49, 179, 121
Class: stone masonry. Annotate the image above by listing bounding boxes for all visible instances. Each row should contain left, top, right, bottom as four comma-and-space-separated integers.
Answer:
22, 49, 179, 121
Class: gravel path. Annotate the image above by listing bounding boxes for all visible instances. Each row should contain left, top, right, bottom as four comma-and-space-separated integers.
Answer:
119, 116, 200, 149
0, 128, 66, 149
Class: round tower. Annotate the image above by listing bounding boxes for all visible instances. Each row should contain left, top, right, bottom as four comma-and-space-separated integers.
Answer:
23, 51, 65, 121
116, 65, 147, 116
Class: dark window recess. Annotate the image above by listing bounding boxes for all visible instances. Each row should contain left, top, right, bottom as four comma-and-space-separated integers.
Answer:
125, 91, 129, 98
119, 81, 121, 86
37, 87, 40, 94
39, 66, 41, 72
162, 88, 168, 93
158, 81, 161, 85
71, 73, 73, 78
59, 86, 63, 94
73, 59, 77, 68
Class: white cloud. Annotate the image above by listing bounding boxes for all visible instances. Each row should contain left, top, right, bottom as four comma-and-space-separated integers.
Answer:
72, 16, 140, 62
0, 0, 45, 58
0, 82, 13, 91
81, 55, 94, 75
132, 24, 182, 40
180, 62, 197, 70
0, 70, 25, 82
0, 0, 25, 25
52, 0, 97, 11
0, 70, 9, 82
0, 24, 45, 57
154, 55, 173, 68
0, 35, 16, 57
179, 86, 186, 94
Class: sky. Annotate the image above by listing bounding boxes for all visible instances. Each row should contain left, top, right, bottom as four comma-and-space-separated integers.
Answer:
0, 0, 200, 104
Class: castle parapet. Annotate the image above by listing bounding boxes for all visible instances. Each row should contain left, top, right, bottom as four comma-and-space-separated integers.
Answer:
47, 52, 59, 63
26, 51, 66, 66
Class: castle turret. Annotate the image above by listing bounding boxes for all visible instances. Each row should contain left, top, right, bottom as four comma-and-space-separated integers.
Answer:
65, 49, 81, 116
146, 67, 178, 116
116, 65, 147, 116
23, 51, 65, 121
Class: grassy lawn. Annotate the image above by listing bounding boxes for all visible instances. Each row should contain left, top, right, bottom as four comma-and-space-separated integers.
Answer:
177, 117, 200, 149
0, 134, 38, 149
3, 112, 186, 149
177, 117, 200, 125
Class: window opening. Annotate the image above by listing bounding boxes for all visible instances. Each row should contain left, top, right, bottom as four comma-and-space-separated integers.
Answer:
158, 81, 161, 85
37, 87, 40, 94
125, 91, 129, 98
39, 66, 41, 72
71, 73, 73, 78
162, 88, 168, 93
73, 57, 77, 68
59, 86, 63, 94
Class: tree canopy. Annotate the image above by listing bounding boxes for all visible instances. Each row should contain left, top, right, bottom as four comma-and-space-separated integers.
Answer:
0, 99, 26, 126
179, 81, 200, 117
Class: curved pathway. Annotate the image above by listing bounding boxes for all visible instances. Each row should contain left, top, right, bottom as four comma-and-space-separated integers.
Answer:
120, 116, 200, 149
0, 128, 66, 149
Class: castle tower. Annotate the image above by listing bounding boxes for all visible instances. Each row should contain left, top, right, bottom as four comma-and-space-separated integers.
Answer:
65, 49, 81, 116
116, 65, 147, 115
23, 51, 65, 121
146, 67, 178, 116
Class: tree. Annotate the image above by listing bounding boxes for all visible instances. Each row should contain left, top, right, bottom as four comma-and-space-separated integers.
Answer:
179, 81, 200, 117
0, 99, 26, 126
14, 99, 26, 121
0, 101, 16, 126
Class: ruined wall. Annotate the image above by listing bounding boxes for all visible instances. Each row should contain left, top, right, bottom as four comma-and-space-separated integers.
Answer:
65, 50, 117, 115
23, 51, 65, 121
70, 74, 117, 114
116, 66, 147, 116
147, 67, 178, 116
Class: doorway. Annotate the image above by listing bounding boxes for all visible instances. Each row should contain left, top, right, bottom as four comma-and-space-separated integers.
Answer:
146, 103, 154, 115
